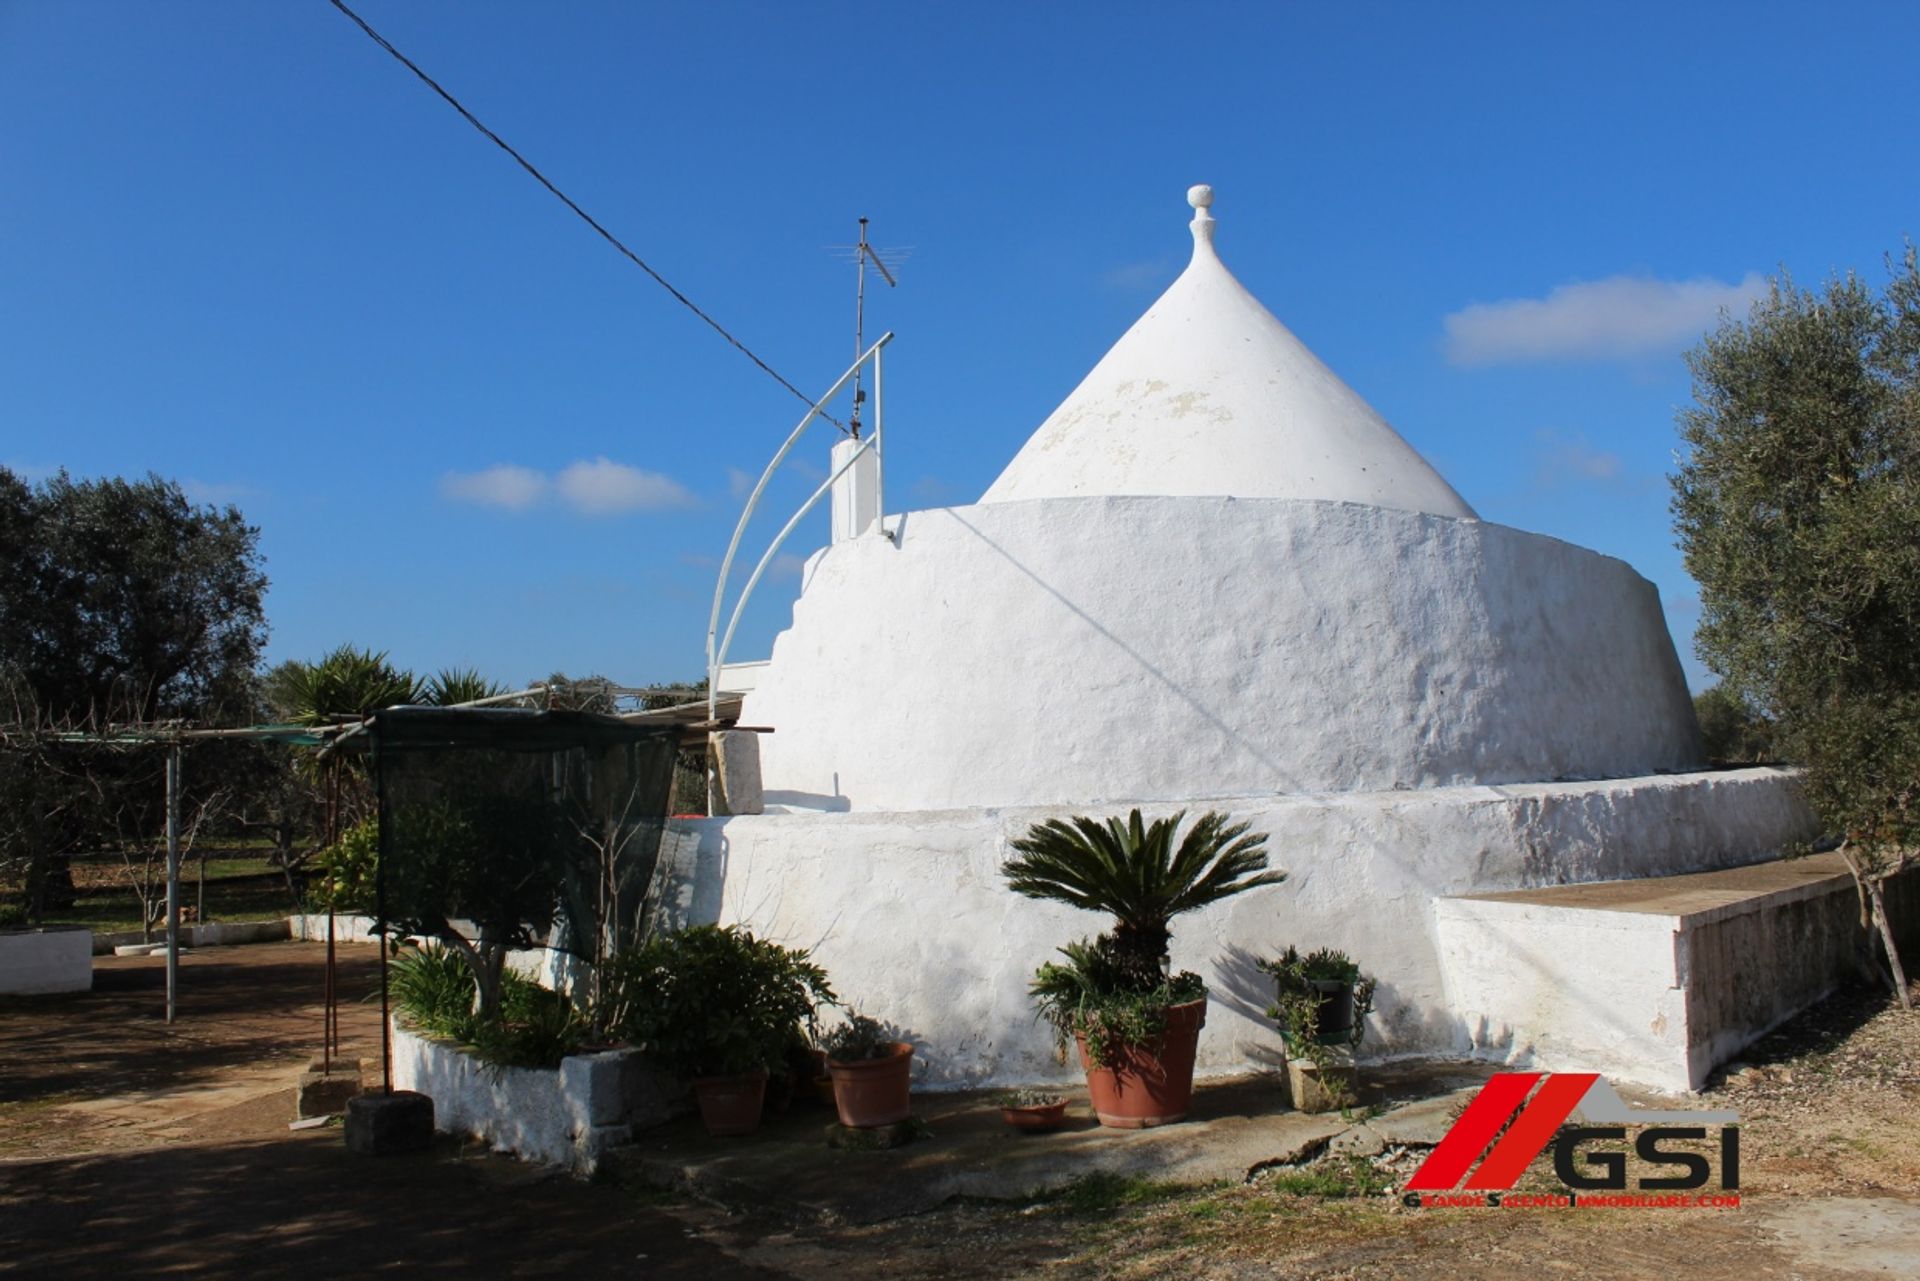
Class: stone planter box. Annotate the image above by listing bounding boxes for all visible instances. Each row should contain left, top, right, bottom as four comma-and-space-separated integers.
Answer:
390, 1019, 688, 1174
1, 926, 93, 995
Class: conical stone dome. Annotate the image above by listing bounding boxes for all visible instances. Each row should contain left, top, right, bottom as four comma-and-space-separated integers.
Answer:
981, 186, 1477, 519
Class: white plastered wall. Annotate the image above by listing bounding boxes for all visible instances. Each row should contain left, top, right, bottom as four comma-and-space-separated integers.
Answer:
654, 769, 1814, 1089
743, 497, 1702, 813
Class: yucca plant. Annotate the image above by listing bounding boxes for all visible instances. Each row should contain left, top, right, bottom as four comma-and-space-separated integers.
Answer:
425, 667, 506, 707
1003, 809, 1285, 988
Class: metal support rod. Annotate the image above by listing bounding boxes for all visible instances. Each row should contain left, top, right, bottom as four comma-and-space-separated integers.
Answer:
374, 734, 392, 1094
713, 434, 877, 695
873, 343, 887, 541
706, 332, 894, 722
164, 745, 181, 1024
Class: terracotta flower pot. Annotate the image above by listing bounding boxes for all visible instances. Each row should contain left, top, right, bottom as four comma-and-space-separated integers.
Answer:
1075, 997, 1206, 1128
1000, 1100, 1069, 1133
827, 1041, 914, 1128
692, 1068, 769, 1137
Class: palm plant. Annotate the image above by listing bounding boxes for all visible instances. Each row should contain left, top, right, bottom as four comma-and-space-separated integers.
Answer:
279, 645, 422, 725
425, 667, 506, 707
1003, 809, 1285, 988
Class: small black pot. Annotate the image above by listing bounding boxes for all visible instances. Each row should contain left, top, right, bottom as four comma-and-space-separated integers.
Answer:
1309, 978, 1355, 1045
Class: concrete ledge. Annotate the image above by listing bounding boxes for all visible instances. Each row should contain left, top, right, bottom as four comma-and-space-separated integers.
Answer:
1436, 852, 1919, 1092
91, 918, 293, 956
1, 926, 93, 994
287, 914, 382, 944
389, 1020, 689, 1175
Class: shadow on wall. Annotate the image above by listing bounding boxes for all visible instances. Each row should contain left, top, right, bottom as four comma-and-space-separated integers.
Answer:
643, 823, 729, 935
946, 508, 1300, 793
1211, 943, 1288, 1072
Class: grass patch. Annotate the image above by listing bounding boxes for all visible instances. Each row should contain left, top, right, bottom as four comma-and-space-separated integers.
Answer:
1262, 1156, 1395, 1198
1046, 1172, 1212, 1213
10, 856, 299, 937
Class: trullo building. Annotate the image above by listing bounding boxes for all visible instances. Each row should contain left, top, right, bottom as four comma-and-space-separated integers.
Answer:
661, 187, 1843, 1094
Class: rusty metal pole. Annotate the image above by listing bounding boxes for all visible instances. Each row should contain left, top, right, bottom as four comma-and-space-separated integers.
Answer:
164, 745, 182, 1024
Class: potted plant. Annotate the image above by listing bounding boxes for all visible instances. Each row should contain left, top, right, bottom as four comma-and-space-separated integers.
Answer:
1004, 809, 1286, 1128
1260, 946, 1376, 1113
607, 925, 835, 1137
821, 1013, 913, 1128
997, 1088, 1069, 1133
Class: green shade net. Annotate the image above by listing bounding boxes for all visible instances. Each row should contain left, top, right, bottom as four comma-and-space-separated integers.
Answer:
364, 707, 681, 983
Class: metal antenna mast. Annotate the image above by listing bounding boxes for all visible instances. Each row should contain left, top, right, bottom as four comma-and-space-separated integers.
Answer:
844, 217, 902, 438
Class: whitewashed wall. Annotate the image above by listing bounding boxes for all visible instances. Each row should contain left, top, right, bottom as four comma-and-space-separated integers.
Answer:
743, 497, 1702, 814
655, 768, 1814, 1089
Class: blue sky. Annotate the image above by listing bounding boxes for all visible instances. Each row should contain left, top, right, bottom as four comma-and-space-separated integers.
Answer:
5, 1, 1916, 693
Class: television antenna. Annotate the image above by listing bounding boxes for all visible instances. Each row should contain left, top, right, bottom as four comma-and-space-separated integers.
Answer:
828, 219, 908, 437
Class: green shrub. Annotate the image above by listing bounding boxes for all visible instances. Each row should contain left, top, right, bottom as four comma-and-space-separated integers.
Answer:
0, 901, 28, 929
605, 925, 834, 1079
1028, 933, 1205, 1066
820, 1013, 900, 1063
388, 943, 477, 1038
311, 818, 379, 914
387, 942, 584, 1070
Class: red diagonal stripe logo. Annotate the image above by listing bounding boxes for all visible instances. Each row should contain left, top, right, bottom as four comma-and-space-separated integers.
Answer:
1404, 1073, 1539, 1191
1464, 1072, 1598, 1190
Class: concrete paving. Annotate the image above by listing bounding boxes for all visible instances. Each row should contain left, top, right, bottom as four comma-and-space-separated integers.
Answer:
1454, 851, 1853, 916
613, 1062, 1492, 1225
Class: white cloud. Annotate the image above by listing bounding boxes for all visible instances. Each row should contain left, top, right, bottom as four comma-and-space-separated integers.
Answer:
1444, 273, 1767, 366
1531, 429, 1623, 488
555, 457, 697, 515
183, 479, 260, 505
770, 553, 807, 579
442, 464, 548, 511
442, 459, 696, 516
727, 466, 756, 501
1102, 259, 1172, 292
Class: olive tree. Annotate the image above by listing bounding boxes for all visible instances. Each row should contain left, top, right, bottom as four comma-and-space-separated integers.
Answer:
1672, 246, 1920, 1007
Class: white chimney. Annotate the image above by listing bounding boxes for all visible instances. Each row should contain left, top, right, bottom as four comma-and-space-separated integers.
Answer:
830, 436, 879, 542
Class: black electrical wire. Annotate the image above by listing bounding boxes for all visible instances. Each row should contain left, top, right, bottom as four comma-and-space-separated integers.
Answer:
327, 0, 847, 433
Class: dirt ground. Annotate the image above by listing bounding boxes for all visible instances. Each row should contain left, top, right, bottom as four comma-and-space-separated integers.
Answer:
2, 943, 1916, 1279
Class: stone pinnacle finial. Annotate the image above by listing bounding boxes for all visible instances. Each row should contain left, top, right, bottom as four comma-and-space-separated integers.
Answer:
1187, 183, 1217, 252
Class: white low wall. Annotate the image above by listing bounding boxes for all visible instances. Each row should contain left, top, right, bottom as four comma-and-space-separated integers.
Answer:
288, 913, 384, 944
655, 768, 1815, 1089
1435, 854, 1918, 1092
93, 919, 294, 955
390, 1020, 687, 1173
1, 927, 93, 995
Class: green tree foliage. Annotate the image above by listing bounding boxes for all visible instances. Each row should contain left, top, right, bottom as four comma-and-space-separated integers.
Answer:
0, 469, 266, 920
379, 777, 570, 1018
0, 469, 266, 724
1692, 686, 1778, 765
1673, 247, 1920, 1004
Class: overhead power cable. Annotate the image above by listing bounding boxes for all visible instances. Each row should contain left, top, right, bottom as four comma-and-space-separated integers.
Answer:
326, 0, 845, 432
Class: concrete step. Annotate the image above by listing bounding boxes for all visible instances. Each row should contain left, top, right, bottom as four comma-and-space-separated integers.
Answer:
1435, 852, 1917, 1092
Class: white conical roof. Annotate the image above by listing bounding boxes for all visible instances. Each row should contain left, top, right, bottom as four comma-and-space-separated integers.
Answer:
980, 186, 1477, 519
